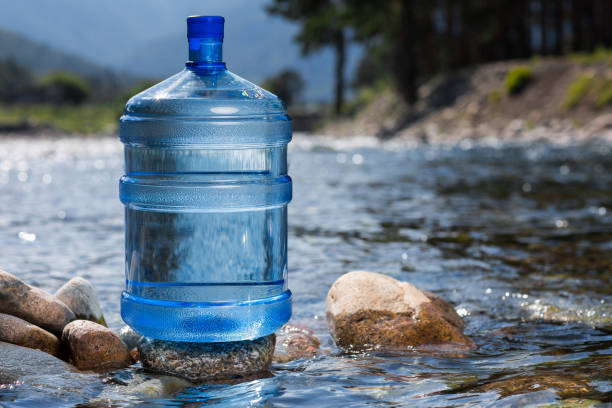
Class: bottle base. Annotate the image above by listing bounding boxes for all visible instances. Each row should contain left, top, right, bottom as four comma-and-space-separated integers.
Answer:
121, 290, 291, 342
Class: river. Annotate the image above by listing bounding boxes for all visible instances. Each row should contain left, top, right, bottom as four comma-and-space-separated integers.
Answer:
0, 134, 610, 407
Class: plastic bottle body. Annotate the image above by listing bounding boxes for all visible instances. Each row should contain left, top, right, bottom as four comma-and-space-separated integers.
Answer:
119, 17, 292, 342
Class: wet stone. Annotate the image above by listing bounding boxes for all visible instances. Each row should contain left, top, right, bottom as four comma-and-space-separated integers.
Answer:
117, 325, 143, 350
474, 373, 593, 399
0, 313, 60, 356
138, 334, 275, 382
55, 277, 106, 326
62, 320, 132, 371
120, 375, 192, 398
273, 323, 321, 363
0, 341, 107, 406
326, 270, 475, 351
129, 347, 139, 363
87, 373, 193, 406
0, 269, 75, 335
0, 340, 76, 383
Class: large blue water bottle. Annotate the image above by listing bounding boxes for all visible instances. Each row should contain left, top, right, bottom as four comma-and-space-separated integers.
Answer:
119, 16, 292, 342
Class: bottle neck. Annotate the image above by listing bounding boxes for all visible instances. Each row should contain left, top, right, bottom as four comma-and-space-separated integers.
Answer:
186, 38, 226, 71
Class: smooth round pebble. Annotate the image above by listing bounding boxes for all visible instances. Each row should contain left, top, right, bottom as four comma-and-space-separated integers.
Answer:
62, 320, 131, 371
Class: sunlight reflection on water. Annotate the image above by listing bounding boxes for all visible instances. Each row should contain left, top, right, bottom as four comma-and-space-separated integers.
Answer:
0, 134, 610, 406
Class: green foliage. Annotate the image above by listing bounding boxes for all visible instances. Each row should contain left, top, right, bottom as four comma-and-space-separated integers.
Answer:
505, 66, 533, 95
0, 103, 119, 133
562, 74, 593, 109
261, 69, 304, 106
0, 59, 33, 102
530, 55, 542, 65
352, 42, 394, 90
40, 72, 90, 104
342, 80, 390, 116
266, 0, 347, 55
488, 89, 501, 105
267, 1, 611, 108
267, 0, 348, 113
595, 79, 612, 108
569, 47, 612, 66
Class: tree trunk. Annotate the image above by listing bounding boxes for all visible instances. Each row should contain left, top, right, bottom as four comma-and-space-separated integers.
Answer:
518, 0, 532, 58
602, 0, 612, 47
445, 0, 456, 69
582, 0, 595, 51
395, 0, 418, 105
553, 0, 564, 55
571, 0, 583, 51
334, 29, 345, 115
540, 0, 548, 54
420, 4, 437, 76
459, 0, 472, 66
496, 0, 507, 60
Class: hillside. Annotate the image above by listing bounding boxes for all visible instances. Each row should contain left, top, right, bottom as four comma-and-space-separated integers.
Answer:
0, 29, 115, 78
326, 56, 612, 142
0, 1, 361, 102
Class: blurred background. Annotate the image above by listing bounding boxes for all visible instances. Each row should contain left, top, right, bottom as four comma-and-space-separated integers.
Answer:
1, 2, 611, 406
0, 0, 611, 137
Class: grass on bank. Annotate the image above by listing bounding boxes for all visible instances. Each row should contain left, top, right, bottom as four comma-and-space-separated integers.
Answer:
563, 74, 594, 109
569, 47, 612, 66
562, 74, 612, 110
342, 80, 393, 117
505, 66, 533, 95
596, 79, 612, 108
0, 103, 121, 134
488, 89, 502, 105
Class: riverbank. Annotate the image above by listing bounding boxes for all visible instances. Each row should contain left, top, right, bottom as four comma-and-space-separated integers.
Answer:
1, 55, 611, 143
324, 55, 612, 143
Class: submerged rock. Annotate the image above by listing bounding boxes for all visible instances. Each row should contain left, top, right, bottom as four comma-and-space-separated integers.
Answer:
120, 375, 192, 398
55, 277, 106, 326
0, 313, 60, 356
326, 271, 475, 351
138, 334, 275, 382
273, 323, 321, 363
0, 269, 75, 335
474, 373, 593, 399
525, 300, 612, 329
0, 340, 76, 383
117, 325, 143, 350
87, 373, 192, 406
62, 320, 131, 371
0, 341, 107, 406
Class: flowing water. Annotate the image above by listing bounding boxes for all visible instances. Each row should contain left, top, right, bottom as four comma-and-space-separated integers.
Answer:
0, 134, 610, 407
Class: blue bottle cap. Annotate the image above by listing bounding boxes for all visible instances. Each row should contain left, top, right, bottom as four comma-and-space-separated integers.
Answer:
187, 15, 224, 41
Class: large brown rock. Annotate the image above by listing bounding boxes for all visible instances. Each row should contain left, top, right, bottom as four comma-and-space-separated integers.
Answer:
0, 269, 75, 335
273, 323, 321, 363
138, 334, 275, 382
0, 313, 60, 356
62, 320, 131, 371
55, 277, 106, 326
326, 271, 475, 351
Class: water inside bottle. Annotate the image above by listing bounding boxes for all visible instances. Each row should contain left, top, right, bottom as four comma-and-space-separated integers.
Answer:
121, 147, 291, 341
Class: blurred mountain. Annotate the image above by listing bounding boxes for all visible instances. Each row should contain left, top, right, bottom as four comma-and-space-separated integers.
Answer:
0, 0, 360, 102
0, 29, 115, 78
